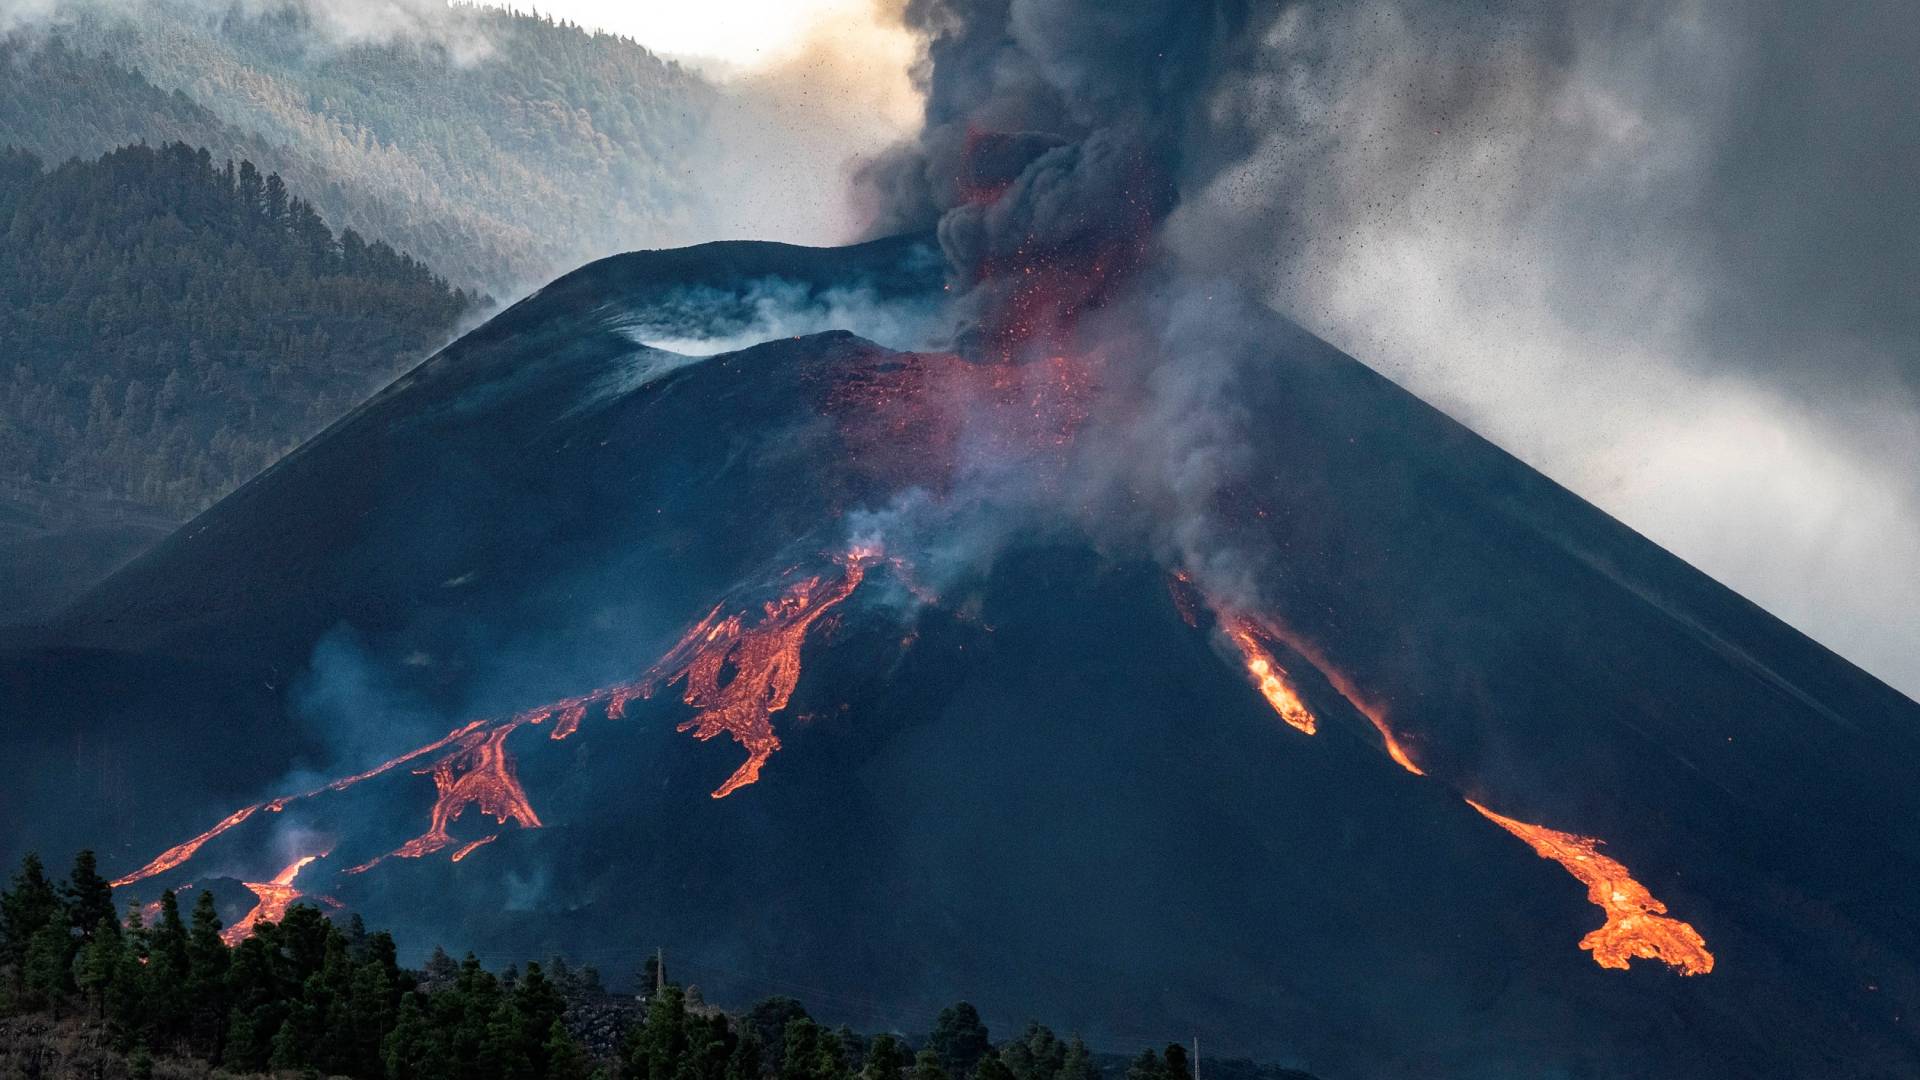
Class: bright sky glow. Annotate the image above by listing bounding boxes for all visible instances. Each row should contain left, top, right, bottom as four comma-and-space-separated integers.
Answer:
479, 0, 886, 67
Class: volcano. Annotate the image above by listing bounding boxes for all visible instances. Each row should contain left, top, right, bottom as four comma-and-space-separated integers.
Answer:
4, 233, 1919, 1079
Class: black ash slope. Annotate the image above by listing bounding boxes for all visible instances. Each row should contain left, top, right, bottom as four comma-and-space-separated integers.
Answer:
2, 236, 1917, 1079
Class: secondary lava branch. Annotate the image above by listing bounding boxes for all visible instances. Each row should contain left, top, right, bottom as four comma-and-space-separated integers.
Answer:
637, 546, 878, 798
1467, 800, 1715, 975
1174, 570, 1711, 975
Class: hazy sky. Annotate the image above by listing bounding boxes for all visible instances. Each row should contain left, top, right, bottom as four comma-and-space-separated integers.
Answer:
478, 0, 879, 67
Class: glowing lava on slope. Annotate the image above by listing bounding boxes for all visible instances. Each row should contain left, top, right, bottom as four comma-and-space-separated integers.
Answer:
222, 853, 326, 945
349, 722, 544, 872
1169, 572, 1710, 973
112, 803, 265, 887
119, 547, 883, 902
1219, 615, 1317, 735
1467, 800, 1715, 975
638, 547, 878, 798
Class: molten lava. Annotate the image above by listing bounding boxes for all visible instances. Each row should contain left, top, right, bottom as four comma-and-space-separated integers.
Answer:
1219, 616, 1317, 735
450, 835, 497, 862
1467, 800, 1714, 975
222, 853, 324, 945
1174, 572, 1424, 775
113, 803, 264, 887
120, 547, 884, 894
385, 723, 543, 864
639, 548, 877, 798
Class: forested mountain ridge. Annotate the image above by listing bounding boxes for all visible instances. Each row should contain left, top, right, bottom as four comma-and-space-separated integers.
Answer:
0, 141, 480, 520
2, 1, 716, 295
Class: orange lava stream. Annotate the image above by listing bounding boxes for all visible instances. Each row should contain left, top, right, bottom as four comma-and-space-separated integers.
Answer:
1220, 618, 1317, 735
113, 803, 263, 887
639, 548, 877, 798
350, 723, 543, 872
221, 853, 323, 946
1175, 572, 1422, 775
1467, 799, 1714, 975
450, 835, 497, 862
123, 548, 883, 890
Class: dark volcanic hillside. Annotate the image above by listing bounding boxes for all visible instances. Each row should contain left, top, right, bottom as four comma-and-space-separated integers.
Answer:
4, 235, 1919, 1079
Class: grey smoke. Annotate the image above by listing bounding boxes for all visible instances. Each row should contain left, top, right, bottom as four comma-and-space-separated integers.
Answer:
862, 0, 1919, 697
1164, 0, 1920, 696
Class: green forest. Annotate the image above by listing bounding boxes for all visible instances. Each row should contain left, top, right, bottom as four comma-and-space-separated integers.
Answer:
0, 851, 1310, 1080
0, 2, 712, 294
0, 141, 481, 516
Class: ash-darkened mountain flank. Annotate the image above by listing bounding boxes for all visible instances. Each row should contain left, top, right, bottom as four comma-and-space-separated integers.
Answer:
3, 232, 1918, 1079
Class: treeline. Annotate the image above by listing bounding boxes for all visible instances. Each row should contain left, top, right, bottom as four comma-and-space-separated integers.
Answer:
2, 1, 713, 293
0, 140, 483, 516
0, 852, 1242, 1080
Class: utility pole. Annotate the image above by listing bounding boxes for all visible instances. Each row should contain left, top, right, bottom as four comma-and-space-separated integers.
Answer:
1192, 1038, 1200, 1080
656, 946, 665, 994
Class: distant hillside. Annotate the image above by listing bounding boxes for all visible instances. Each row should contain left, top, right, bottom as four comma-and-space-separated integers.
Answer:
0, 141, 480, 521
1, 0, 715, 294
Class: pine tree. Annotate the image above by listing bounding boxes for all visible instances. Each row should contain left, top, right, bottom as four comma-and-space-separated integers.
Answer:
1161, 1043, 1190, 1080
23, 919, 73, 1014
910, 1048, 952, 1080
1056, 1039, 1098, 1080
186, 888, 231, 1054
1001, 1024, 1065, 1080
726, 1029, 765, 1080
627, 982, 692, 1080
483, 994, 536, 1080
108, 904, 150, 1034
1, 853, 61, 969
221, 932, 282, 1071
863, 1033, 909, 1080
1124, 1050, 1165, 1080
383, 991, 444, 1080
146, 890, 192, 1041
975, 1055, 1017, 1080
76, 915, 124, 1018
62, 850, 117, 940
928, 1004, 991, 1080
546, 1017, 592, 1080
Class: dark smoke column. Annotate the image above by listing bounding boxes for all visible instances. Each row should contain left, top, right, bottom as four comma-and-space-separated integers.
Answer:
861, 0, 1281, 357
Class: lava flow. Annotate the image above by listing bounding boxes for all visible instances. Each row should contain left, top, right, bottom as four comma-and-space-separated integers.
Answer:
1467, 800, 1714, 975
113, 803, 264, 887
1220, 615, 1317, 735
119, 547, 883, 894
637, 547, 878, 798
222, 853, 325, 945
1172, 571, 1422, 774
350, 722, 545, 872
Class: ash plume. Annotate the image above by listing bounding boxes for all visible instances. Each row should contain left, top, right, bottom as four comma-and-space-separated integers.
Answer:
859, 0, 1282, 343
